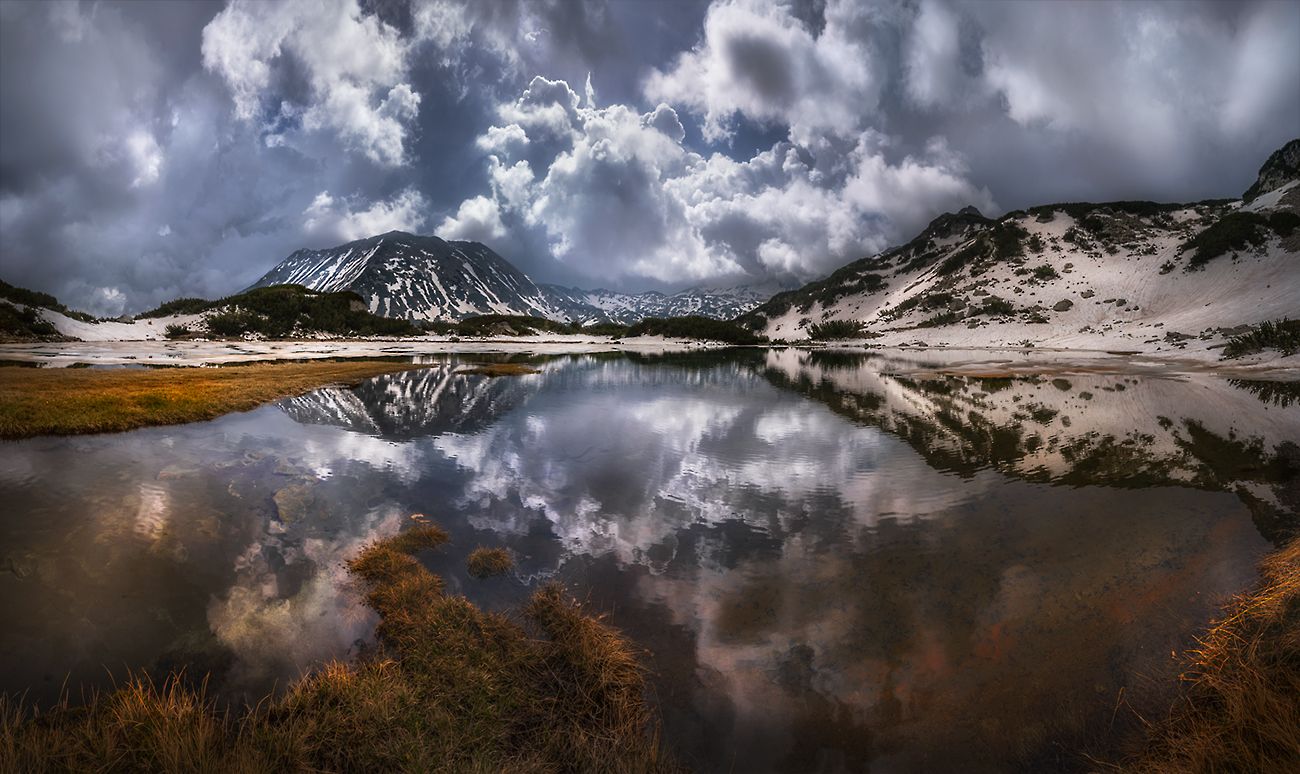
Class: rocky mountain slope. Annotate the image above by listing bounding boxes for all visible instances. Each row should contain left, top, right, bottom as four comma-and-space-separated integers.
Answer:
541, 282, 782, 325
248, 232, 564, 322
741, 140, 1300, 357
248, 231, 770, 324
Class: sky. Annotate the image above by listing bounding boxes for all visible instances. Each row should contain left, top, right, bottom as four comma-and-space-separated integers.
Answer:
1, 0, 1297, 316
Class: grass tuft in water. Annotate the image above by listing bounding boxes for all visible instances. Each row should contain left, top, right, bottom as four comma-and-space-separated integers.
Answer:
467, 547, 514, 578
1123, 537, 1300, 773
0, 522, 677, 773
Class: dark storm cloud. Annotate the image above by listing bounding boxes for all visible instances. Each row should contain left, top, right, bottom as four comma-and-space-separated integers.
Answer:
0, 0, 1296, 314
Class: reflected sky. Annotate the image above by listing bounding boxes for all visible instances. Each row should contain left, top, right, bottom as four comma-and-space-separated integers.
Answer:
1, 352, 1296, 772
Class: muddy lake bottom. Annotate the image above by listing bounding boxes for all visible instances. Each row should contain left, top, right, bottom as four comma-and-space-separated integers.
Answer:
2, 349, 1296, 772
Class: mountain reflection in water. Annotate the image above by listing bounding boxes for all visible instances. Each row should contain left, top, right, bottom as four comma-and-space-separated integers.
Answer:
0, 350, 1296, 772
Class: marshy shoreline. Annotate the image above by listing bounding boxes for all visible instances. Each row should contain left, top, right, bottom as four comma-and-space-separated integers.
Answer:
1, 525, 1295, 772
0, 523, 679, 772
0, 360, 455, 439
0, 350, 1296, 770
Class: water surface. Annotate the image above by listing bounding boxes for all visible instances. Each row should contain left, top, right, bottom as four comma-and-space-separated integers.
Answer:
2, 350, 1296, 772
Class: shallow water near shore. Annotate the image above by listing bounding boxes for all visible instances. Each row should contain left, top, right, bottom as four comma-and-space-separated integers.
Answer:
1, 349, 1296, 772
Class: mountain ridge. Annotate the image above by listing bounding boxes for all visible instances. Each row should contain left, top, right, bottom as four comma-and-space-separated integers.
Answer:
737, 139, 1300, 357
248, 231, 777, 324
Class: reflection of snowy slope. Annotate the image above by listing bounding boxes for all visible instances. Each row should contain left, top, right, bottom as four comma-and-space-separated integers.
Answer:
763, 349, 1300, 540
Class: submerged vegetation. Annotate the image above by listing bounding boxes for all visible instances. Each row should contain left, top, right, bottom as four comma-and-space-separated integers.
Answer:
467, 547, 515, 578
0, 361, 442, 439
1124, 537, 1300, 773
1221, 318, 1300, 359
0, 523, 675, 772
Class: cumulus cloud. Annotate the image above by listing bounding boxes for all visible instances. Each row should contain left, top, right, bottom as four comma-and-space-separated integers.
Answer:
645, 0, 884, 144
201, 0, 419, 166
303, 187, 429, 242
441, 75, 992, 285
1, 0, 1297, 311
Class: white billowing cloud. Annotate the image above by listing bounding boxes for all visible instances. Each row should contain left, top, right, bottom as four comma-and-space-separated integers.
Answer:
303, 187, 429, 242
644, 0, 882, 144
440, 194, 508, 243
904, 0, 966, 108
442, 76, 993, 285
125, 129, 163, 187
201, 0, 418, 166
92, 286, 127, 317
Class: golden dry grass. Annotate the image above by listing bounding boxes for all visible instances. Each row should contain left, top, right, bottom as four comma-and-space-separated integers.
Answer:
1122, 536, 1300, 772
455, 363, 541, 377
1, 521, 678, 773
467, 546, 514, 578
0, 360, 438, 439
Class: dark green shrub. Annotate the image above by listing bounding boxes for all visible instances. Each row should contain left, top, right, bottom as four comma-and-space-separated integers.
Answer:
978, 297, 1017, 316
164, 324, 190, 339
0, 279, 95, 322
1183, 211, 1300, 270
0, 303, 59, 338
1031, 265, 1060, 281
453, 314, 575, 336
137, 297, 210, 318
1222, 319, 1300, 358
938, 239, 987, 275
626, 316, 763, 344
808, 319, 866, 340
200, 286, 420, 338
918, 311, 962, 328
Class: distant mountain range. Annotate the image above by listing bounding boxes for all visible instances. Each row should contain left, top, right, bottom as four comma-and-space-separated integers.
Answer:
248, 232, 783, 324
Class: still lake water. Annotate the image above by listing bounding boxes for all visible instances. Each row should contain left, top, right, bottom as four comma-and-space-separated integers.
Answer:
2, 350, 1297, 771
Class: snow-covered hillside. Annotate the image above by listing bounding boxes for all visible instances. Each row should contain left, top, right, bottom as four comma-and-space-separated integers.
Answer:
249, 232, 563, 322
742, 140, 1300, 357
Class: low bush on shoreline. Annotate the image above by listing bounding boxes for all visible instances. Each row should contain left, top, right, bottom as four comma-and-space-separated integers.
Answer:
626, 315, 764, 344
1221, 318, 1300, 359
1, 522, 676, 772
139, 285, 421, 338
0, 279, 96, 323
808, 319, 867, 340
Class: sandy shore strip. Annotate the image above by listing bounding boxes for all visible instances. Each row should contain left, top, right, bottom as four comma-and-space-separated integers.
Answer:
0, 336, 1296, 378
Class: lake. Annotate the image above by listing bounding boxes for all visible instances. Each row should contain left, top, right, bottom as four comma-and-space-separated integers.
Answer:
2, 349, 1296, 772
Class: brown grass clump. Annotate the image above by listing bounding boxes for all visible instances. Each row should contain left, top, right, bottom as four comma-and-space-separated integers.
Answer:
0, 522, 677, 773
0, 360, 440, 439
456, 362, 541, 377
467, 546, 514, 578
1123, 537, 1300, 773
